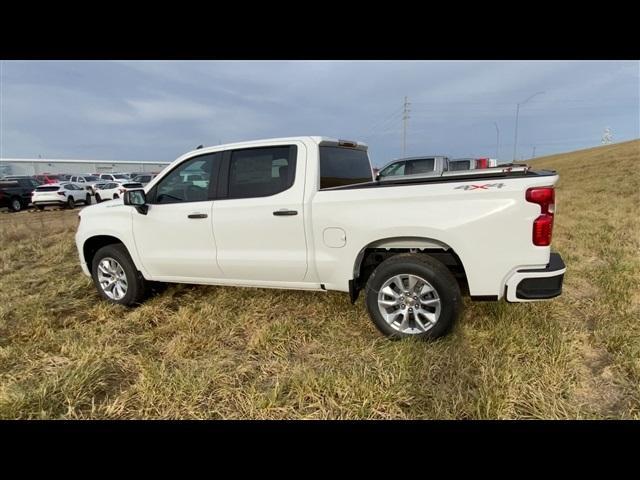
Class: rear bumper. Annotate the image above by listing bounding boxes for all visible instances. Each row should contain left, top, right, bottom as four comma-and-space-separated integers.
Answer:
33, 200, 66, 206
504, 253, 566, 302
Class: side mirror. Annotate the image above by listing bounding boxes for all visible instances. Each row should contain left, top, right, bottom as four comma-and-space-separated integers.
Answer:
124, 189, 148, 215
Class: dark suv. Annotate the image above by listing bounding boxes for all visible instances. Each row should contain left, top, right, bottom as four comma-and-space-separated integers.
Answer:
0, 178, 40, 212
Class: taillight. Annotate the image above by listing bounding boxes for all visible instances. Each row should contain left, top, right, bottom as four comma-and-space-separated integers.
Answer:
57, 191, 66, 196
526, 187, 555, 246
119, 188, 125, 194
476, 158, 488, 169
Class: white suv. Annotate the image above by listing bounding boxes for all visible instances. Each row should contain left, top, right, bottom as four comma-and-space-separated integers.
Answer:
32, 183, 91, 210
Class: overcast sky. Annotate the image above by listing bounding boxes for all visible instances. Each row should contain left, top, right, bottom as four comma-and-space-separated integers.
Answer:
1, 60, 638, 167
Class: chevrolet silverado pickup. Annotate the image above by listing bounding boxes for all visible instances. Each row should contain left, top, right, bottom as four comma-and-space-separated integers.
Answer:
75, 136, 566, 339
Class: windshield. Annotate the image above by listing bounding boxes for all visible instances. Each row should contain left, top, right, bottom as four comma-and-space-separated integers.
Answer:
114, 174, 128, 179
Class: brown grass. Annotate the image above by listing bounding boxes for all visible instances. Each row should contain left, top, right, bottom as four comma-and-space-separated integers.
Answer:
1, 139, 639, 419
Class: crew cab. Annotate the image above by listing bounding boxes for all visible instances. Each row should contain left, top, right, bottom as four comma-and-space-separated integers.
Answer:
76, 136, 566, 340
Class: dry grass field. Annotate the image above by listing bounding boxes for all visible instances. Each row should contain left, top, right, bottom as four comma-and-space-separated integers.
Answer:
1, 139, 639, 419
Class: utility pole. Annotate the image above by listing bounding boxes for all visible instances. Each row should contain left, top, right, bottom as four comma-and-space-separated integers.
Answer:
402, 96, 411, 158
532, 146, 536, 158
494, 122, 500, 160
513, 91, 545, 161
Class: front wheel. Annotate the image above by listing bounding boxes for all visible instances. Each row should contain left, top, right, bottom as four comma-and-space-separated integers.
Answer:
85, 194, 91, 204
113, 194, 119, 199
364, 253, 462, 340
91, 244, 148, 306
95, 194, 102, 203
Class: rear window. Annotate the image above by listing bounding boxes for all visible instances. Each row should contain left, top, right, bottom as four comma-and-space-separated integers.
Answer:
36, 186, 60, 192
84, 176, 100, 181
319, 146, 372, 189
123, 183, 143, 189
114, 174, 128, 179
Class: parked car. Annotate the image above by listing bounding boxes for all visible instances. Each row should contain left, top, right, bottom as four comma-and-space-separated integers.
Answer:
94, 181, 144, 203
377, 156, 450, 180
68, 175, 105, 194
76, 136, 565, 340
130, 173, 158, 186
98, 173, 132, 182
0, 178, 40, 212
3, 175, 42, 184
34, 174, 63, 184
32, 183, 92, 210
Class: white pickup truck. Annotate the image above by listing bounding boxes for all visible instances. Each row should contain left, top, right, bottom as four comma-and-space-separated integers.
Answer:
75, 136, 565, 340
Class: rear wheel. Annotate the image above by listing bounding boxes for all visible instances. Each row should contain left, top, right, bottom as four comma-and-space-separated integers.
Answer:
66, 197, 76, 209
91, 244, 148, 306
365, 253, 462, 340
35, 205, 45, 211
85, 194, 91, 204
113, 194, 119, 199
9, 197, 22, 212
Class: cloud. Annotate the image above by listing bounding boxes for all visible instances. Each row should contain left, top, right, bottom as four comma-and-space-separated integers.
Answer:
1, 60, 638, 164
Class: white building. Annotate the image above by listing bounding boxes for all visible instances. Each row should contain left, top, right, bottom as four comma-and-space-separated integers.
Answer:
0, 158, 171, 177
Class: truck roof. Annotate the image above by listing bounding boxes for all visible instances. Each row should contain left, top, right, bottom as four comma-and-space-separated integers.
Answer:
179, 136, 369, 159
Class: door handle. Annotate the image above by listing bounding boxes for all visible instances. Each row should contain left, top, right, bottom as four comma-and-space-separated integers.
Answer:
273, 209, 298, 216
187, 213, 208, 219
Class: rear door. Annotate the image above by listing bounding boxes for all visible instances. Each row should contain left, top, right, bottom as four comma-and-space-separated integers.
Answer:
212, 143, 308, 282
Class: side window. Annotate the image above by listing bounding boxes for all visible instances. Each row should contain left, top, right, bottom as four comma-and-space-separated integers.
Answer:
151, 153, 218, 204
406, 158, 435, 175
381, 162, 405, 177
227, 146, 297, 199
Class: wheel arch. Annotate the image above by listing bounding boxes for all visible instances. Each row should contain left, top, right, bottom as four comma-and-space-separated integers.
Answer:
350, 236, 468, 303
82, 235, 139, 273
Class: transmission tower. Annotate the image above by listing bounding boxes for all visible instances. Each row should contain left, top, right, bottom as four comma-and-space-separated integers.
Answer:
601, 127, 613, 145
402, 96, 411, 158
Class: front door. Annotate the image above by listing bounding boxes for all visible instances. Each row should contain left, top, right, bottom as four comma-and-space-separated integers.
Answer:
131, 152, 223, 280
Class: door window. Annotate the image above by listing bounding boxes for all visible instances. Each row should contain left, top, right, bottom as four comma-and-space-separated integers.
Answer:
226, 146, 297, 199
150, 153, 219, 204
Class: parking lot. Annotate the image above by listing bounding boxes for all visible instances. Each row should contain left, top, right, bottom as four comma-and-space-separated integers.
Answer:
1, 140, 639, 419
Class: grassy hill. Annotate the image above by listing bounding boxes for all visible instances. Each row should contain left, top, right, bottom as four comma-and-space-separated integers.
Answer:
1, 139, 639, 419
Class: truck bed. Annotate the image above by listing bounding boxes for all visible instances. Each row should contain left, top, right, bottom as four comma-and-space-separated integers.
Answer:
325, 168, 557, 191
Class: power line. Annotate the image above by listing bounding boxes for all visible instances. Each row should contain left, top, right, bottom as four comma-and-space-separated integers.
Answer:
402, 96, 410, 158
358, 105, 405, 139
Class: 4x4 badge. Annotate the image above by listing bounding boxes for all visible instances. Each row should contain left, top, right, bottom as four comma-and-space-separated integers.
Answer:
455, 183, 505, 191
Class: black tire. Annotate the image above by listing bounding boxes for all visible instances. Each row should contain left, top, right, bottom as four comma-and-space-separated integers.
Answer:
91, 243, 149, 306
95, 194, 102, 203
364, 253, 462, 340
35, 205, 45, 211
113, 194, 119, 199
9, 197, 22, 212
67, 197, 75, 209
85, 194, 91, 205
